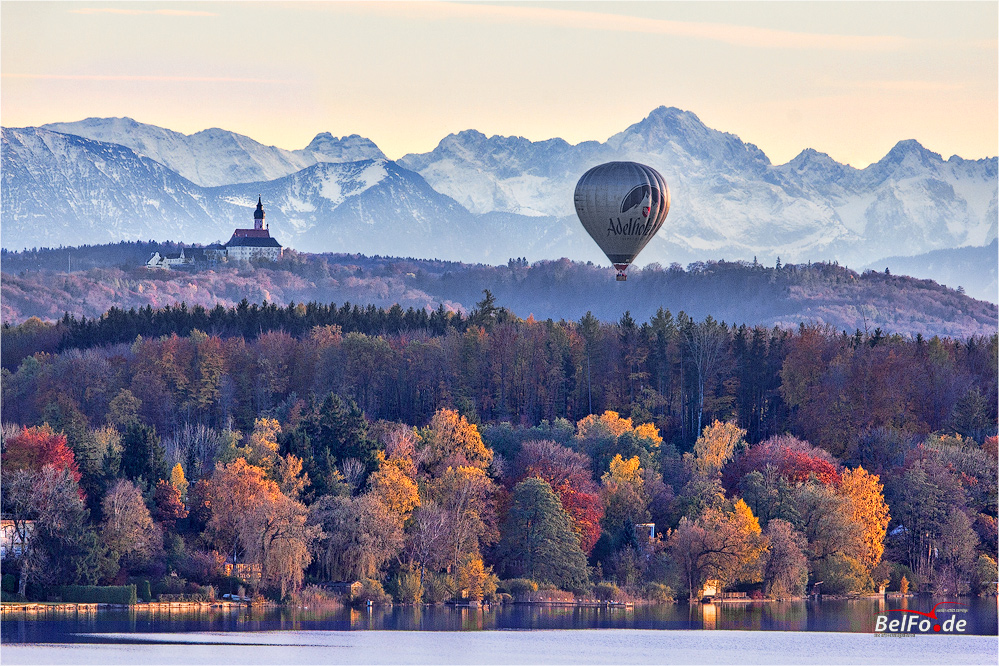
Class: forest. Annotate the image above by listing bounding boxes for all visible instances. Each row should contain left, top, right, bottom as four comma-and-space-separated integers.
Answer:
1, 288, 996, 605
3, 242, 996, 339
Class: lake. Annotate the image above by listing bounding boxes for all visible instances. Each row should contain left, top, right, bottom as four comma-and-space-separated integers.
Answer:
2, 597, 997, 665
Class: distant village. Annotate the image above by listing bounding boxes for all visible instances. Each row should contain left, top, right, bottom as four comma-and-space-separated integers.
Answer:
145, 197, 282, 270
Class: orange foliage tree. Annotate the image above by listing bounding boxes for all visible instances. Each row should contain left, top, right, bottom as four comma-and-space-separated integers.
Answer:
202, 457, 281, 562
838, 466, 891, 571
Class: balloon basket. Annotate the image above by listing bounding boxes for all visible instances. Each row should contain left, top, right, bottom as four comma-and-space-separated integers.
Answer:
615, 273, 627, 281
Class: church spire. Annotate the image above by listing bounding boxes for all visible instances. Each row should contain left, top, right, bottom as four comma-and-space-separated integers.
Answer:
253, 195, 266, 230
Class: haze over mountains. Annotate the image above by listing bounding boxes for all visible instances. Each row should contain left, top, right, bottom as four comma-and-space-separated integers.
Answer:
3, 107, 996, 300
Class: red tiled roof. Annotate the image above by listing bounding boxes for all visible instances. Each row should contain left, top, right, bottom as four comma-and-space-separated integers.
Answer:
232, 228, 270, 238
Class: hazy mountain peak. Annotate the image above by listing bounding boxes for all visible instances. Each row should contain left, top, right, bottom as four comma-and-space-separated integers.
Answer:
883, 139, 940, 164
303, 133, 386, 162
782, 148, 856, 176
863, 139, 945, 182
607, 104, 771, 168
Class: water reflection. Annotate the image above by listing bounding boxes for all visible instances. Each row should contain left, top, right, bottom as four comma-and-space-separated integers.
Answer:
2, 597, 996, 643
702, 602, 716, 630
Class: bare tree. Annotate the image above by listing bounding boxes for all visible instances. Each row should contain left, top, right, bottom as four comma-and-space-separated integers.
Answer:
310, 494, 403, 581
338, 458, 366, 493
102, 479, 160, 568
683, 317, 729, 436
763, 519, 809, 599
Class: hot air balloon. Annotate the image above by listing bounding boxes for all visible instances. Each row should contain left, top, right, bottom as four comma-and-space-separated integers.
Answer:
573, 162, 670, 281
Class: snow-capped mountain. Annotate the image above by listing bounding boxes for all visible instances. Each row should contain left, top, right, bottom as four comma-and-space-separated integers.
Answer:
1, 127, 230, 247
41, 117, 386, 187
4, 107, 996, 272
399, 106, 997, 267
1, 128, 475, 258
208, 160, 481, 260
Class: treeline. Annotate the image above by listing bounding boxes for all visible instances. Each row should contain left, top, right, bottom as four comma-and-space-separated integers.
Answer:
4, 244, 996, 340
3, 300, 996, 452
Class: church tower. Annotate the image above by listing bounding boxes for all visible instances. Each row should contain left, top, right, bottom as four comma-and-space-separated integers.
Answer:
254, 195, 266, 231
224, 195, 282, 261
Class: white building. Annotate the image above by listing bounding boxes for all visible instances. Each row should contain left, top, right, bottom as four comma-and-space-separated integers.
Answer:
145, 197, 282, 269
224, 196, 283, 262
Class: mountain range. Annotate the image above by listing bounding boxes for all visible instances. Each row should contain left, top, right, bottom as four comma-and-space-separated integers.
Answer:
3, 107, 996, 296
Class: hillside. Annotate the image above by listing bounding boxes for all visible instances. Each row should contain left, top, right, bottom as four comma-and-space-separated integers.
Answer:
1, 244, 995, 339
865, 240, 998, 304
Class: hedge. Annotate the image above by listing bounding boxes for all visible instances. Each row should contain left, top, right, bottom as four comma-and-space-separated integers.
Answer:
53, 584, 137, 605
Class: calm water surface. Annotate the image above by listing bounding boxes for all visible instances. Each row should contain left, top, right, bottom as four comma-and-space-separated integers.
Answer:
2, 597, 996, 644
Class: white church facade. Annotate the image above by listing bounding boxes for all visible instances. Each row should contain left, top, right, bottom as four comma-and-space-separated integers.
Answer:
147, 197, 282, 269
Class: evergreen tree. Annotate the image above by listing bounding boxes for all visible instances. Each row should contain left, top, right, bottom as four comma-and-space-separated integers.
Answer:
498, 478, 589, 591
120, 422, 167, 484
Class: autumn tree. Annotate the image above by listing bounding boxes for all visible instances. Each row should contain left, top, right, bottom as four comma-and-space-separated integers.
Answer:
239, 492, 319, 598
837, 466, 890, 571
457, 553, 495, 602
107, 388, 142, 428
722, 434, 840, 493
310, 493, 403, 580
791, 481, 865, 567
762, 519, 809, 599
274, 453, 310, 500
202, 457, 281, 563
599, 455, 651, 548
1, 425, 81, 483
170, 463, 189, 501
152, 479, 189, 530
239, 417, 281, 472
419, 408, 493, 476
367, 452, 420, 522
688, 420, 746, 477
102, 479, 161, 570
667, 499, 764, 601
423, 465, 498, 575
574, 410, 633, 463
513, 439, 603, 554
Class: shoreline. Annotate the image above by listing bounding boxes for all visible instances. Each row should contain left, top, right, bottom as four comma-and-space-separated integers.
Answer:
0, 593, 926, 613
0, 600, 247, 615
0, 592, 956, 615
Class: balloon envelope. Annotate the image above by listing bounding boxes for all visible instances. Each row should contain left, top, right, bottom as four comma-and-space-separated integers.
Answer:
574, 162, 670, 279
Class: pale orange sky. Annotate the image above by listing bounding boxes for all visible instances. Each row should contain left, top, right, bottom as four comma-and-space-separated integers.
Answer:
1, 1, 996, 167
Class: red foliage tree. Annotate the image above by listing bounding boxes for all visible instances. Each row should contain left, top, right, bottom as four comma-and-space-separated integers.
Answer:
2, 425, 81, 483
152, 480, 189, 530
723, 434, 840, 492
513, 440, 604, 554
